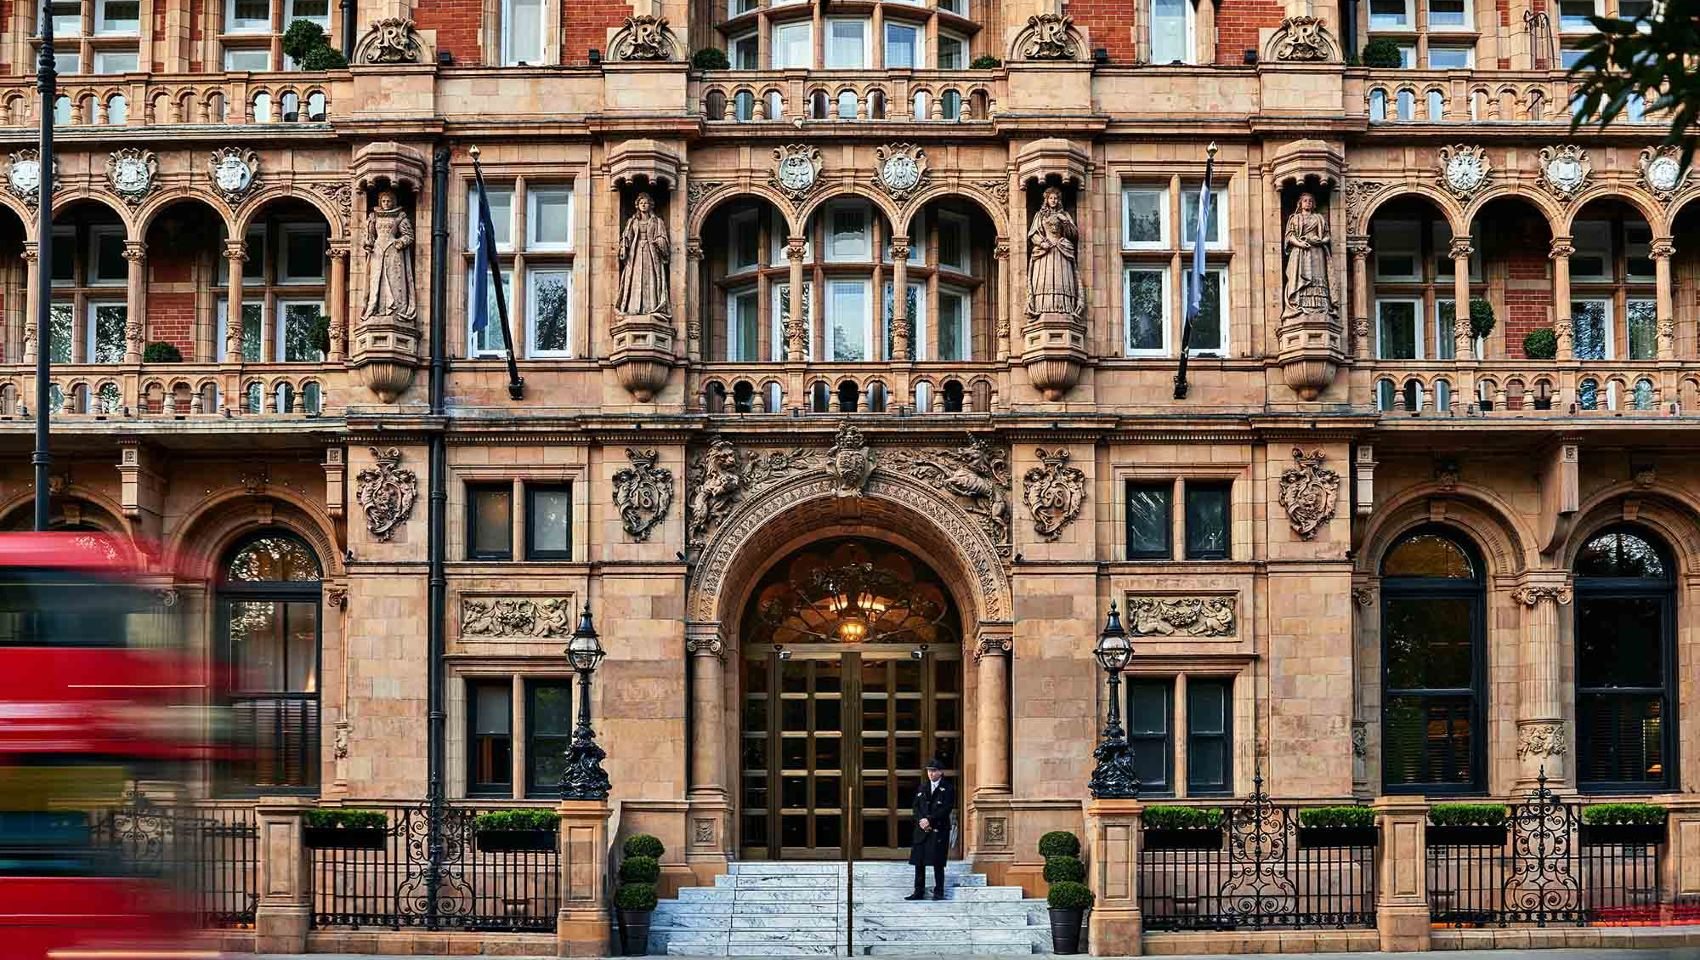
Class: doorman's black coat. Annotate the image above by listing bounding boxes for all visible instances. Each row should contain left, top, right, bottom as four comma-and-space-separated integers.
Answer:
908, 777, 955, 866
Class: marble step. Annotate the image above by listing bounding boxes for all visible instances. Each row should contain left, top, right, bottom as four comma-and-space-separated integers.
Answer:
732, 862, 848, 876
854, 885, 1024, 902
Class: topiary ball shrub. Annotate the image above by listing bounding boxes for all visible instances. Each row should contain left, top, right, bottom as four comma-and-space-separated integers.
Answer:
300, 45, 349, 70
692, 47, 731, 70
284, 19, 348, 70
620, 854, 661, 884
1038, 830, 1081, 858
1046, 880, 1095, 910
970, 55, 1003, 69
1361, 38, 1404, 68
623, 833, 665, 859
142, 341, 183, 363
1469, 297, 1497, 341
616, 882, 658, 911
1523, 327, 1558, 360
1043, 855, 1086, 884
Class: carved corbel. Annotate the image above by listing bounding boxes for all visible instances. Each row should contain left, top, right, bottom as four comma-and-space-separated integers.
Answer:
1536, 441, 1580, 555
1353, 444, 1376, 517
323, 446, 347, 518
116, 442, 165, 545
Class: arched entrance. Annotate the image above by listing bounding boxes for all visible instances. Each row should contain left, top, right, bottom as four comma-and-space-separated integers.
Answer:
738, 538, 963, 861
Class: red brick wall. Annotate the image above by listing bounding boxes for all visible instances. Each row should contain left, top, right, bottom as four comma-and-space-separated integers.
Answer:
1216, 0, 1285, 64
1503, 212, 1552, 358
1068, 0, 1136, 63
562, 0, 635, 65
146, 245, 197, 357
415, 0, 484, 66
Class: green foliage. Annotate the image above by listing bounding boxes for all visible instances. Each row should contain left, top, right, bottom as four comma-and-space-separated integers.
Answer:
305, 809, 387, 830
615, 882, 658, 911
623, 833, 665, 859
310, 312, 332, 356
1046, 880, 1095, 910
1582, 803, 1668, 826
1469, 297, 1496, 341
301, 45, 349, 70
1143, 805, 1225, 830
1523, 327, 1558, 360
474, 809, 559, 832
142, 341, 183, 363
1569, 1, 1700, 168
1299, 806, 1376, 830
284, 19, 348, 71
970, 55, 1003, 69
692, 47, 731, 70
620, 855, 661, 884
1360, 38, 1405, 69
1038, 831, 1081, 858
1043, 855, 1086, 884
1428, 803, 1508, 828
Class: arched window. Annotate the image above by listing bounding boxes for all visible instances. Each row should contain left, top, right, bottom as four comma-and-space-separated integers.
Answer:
1381, 527, 1485, 792
218, 531, 323, 793
1575, 526, 1675, 790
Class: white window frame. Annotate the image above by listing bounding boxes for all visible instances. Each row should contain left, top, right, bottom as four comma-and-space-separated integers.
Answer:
1376, 298, 1424, 360
886, 281, 925, 360
824, 201, 872, 263
935, 285, 971, 361
467, 265, 515, 358
726, 285, 761, 362
937, 0, 967, 14
729, 208, 760, 275
526, 187, 574, 252
1123, 265, 1172, 357
468, 185, 516, 253
730, 31, 759, 69
1374, 220, 1422, 281
935, 210, 971, 273
1368, 0, 1413, 29
286, 0, 332, 25
1571, 297, 1614, 360
525, 266, 574, 358
1148, 0, 1197, 63
56, 51, 85, 76
824, 17, 871, 69
216, 299, 264, 363
825, 278, 873, 362
92, 50, 139, 74
1425, 0, 1473, 31
884, 21, 922, 70
87, 226, 127, 286
500, 0, 546, 65
1570, 220, 1613, 281
1558, 0, 1599, 32
277, 223, 327, 284
1181, 186, 1228, 251
1185, 267, 1229, 356
49, 0, 83, 38
1433, 298, 1458, 361
95, 0, 140, 35
223, 47, 273, 71
225, 0, 272, 33
728, 0, 758, 15
770, 282, 812, 361
1626, 297, 1658, 359
1427, 44, 1473, 68
86, 301, 128, 363
276, 299, 325, 362
936, 31, 967, 69
1122, 186, 1170, 249
771, 21, 813, 69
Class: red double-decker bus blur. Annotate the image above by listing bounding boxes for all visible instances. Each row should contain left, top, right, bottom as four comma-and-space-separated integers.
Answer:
0, 531, 211, 960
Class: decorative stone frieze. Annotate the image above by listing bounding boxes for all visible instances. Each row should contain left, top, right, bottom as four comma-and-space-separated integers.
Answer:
887, 437, 1012, 548
687, 439, 816, 548
613, 448, 675, 542
106, 148, 158, 205
1266, 16, 1338, 62
354, 17, 425, 64
1124, 595, 1236, 637
609, 15, 680, 61
461, 596, 576, 638
1516, 721, 1567, 760
1021, 447, 1085, 541
355, 446, 418, 542
1437, 144, 1491, 201
1537, 144, 1591, 201
1278, 447, 1340, 539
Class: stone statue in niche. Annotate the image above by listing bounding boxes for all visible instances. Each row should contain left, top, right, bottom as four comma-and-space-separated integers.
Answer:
1281, 191, 1334, 320
363, 188, 417, 322
616, 191, 671, 318
1026, 185, 1080, 318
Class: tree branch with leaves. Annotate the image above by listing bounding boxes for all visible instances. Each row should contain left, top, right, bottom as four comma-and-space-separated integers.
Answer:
1569, 0, 1700, 167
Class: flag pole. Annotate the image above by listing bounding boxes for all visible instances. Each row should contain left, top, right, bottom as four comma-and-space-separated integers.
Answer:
469, 145, 525, 400
33, 0, 57, 531
1172, 141, 1217, 402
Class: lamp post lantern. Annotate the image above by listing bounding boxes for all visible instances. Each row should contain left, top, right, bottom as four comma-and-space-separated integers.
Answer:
560, 605, 611, 800
1088, 601, 1140, 799
32, 0, 57, 532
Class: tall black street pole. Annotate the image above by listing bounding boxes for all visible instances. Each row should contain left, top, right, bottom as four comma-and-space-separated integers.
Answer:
32, 0, 57, 532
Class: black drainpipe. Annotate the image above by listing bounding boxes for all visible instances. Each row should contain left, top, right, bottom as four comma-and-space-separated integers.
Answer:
1341, 0, 1357, 61
340, 0, 357, 61
424, 144, 450, 927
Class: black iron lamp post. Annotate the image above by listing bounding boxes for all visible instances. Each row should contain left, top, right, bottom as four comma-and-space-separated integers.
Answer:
559, 605, 612, 800
1087, 601, 1140, 799
32, 0, 58, 532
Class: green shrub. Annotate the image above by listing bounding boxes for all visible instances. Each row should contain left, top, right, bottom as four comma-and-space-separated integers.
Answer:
284, 19, 348, 71
1429, 803, 1508, 827
300, 45, 349, 70
474, 809, 559, 832
1038, 831, 1081, 858
970, 55, 1003, 69
615, 882, 658, 911
142, 341, 183, 363
305, 809, 387, 830
1046, 880, 1095, 910
1582, 803, 1667, 826
1144, 805, 1225, 830
1360, 38, 1404, 68
623, 833, 665, 859
1299, 806, 1376, 830
1469, 297, 1497, 341
1523, 327, 1558, 360
620, 854, 661, 884
692, 47, 731, 70
1043, 855, 1086, 884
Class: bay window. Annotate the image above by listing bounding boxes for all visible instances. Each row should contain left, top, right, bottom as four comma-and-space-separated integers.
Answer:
772, 22, 812, 69
826, 19, 869, 68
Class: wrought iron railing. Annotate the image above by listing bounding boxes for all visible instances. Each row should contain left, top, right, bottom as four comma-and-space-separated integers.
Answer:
90, 798, 259, 927
310, 804, 560, 932
1138, 777, 1378, 931
1428, 774, 1665, 927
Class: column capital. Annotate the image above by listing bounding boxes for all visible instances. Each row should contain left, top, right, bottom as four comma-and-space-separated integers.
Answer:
122, 239, 147, 261
327, 241, 351, 260
974, 635, 1012, 661
224, 238, 249, 260
685, 238, 704, 261
685, 634, 725, 660
785, 236, 807, 262
1549, 236, 1575, 260
1650, 237, 1675, 260
993, 237, 1010, 260
889, 235, 911, 261
1347, 235, 1371, 258
1448, 236, 1473, 260
1510, 579, 1573, 607
20, 240, 37, 262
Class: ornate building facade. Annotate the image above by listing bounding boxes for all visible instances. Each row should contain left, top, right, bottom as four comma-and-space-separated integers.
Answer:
1, 0, 1699, 953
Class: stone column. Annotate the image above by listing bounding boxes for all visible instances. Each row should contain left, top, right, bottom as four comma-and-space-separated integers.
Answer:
994, 238, 1011, 361
785, 236, 807, 361
21, 241, 37, 364
556, 799, 614, 957
1512, 578, 1572, 787
974, 630, 1012, 796
1373, 797, 1430, 952
1449, 235, 1473, 361
1550, 236, 1574, 360
685, 239, 704, 359
123, 240, 146, 364
685, 623, 731, 882
1652, 237, 1675, 360
1083, 798, 1143, 956
327, 242, 349, 363
1348, 237, 1370, 361
1662, 797, 1700, 908
253, 796, 313, 954
889, 236, 911, 360
224, 238, 247, 362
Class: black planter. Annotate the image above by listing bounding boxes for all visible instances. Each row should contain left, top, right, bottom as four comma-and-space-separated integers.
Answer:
1143, 827, 1224, 851
1298, 825, 1380, 849
1582, 822, 1667, 846
1048, 906, 1084, 955
475, 827, 558, 853
303, 826, 388, 850
1427, 824, 1506, 847
619, 908, 653, 956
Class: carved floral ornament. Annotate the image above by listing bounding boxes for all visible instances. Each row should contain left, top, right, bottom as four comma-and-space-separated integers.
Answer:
613, 447, 675, 541
1277, 447, 1340, 540
1511, 583, 1573, 606
461, 596, 576, 639
772, 144, 823, 202
610, 15, 680, 61
1016, 14, 1081, 61
1437, 144, 1491, 201
873, 143, 930, 202
1537, 144, 1591, 201
1342, 179, 1388, 232
354, 17, 425, 64
1124, 595, 1236, 638
355, 446, 418, 542
106, 148, 158, 206
1638, 145, 1690, 203
1266, 16, 1338, 62
1021, 447, 1086, 541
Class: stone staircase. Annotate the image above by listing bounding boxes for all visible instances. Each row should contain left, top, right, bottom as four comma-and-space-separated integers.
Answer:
647, 861, 1051, 957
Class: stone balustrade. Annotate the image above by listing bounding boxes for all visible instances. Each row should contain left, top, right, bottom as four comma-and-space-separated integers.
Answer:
0, 362, 348, 419
0, 72, 348, 128
1352, 69, 1664, 125
1370, 360, 1700, 416
695, 70, 1002, 123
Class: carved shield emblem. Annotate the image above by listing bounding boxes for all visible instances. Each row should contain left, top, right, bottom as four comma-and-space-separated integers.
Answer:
355, 446, 419, 542
825, 422, 875, 497
1021, 447, 1086, 541
613, 447, 675, 541
1277, 447, 1340, 540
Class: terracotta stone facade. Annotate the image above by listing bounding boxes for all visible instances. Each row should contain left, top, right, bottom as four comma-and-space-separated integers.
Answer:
1, 0, 1699, 953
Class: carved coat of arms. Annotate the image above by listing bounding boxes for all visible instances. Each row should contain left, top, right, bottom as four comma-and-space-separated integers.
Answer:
888, 436, 1012, 547
613, 448, 675, 541
825, 422, 876, 497
1277, 447, 1340, 540
1022, 447, 1086, 541
686, 439, 814, 548
355, 446, 419, 541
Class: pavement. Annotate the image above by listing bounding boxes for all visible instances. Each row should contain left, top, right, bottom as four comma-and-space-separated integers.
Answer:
227, 951, 1700, 960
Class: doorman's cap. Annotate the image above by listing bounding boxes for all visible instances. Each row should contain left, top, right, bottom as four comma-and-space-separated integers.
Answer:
925, 757, 943, 770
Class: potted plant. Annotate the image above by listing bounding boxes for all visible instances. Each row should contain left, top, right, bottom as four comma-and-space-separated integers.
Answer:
616, 833, 664, 955
142, 341, 183, 363
1523, 327, 1558, 360
303, 809, 388, 850
1143, 805, 1226, 850
1469, 297, 1497, 343
1360, 38, 1404, 68
1046, 879, 1093, 954
474, 809, 559, 852
1039, 830, 1080, 859
1427, 803, 1509, 846
1298, 805, 1379, 848
283, 19, 349, 71
1581, 803, 1668, 846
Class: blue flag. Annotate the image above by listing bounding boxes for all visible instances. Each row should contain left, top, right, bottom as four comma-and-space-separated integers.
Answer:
1185, 156, 1215, 327
471, 175, 499, 335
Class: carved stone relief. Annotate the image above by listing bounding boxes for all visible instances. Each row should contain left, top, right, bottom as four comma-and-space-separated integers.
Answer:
354, 17, 425, 64
461, 596, 577, 639
1537, 144, 1591, 201
1437, 144, 1491, 201
4, 149, 52, 207
106, 148, 158, 206
1516, 721, 1567, 759
1124, 595, 1236, 637
873, 143, 929, 202
772, 144, 823, 202
355, 446, 418, 541
208, 147, 260, 204
824, 422, 876, 497
610, 15, 679, 61
1511, 584, 1573, 606
1267, 16, 1338, 62
1278, 447, 1340, 539
886, 437, 1012, 548
614, 447, 675, 541
1021, 448, 1085, 541
1017, 14, 1080, 60
1638, 145, 1688, 202
1342, 179, 1388, 232
686, 439, 816, 548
